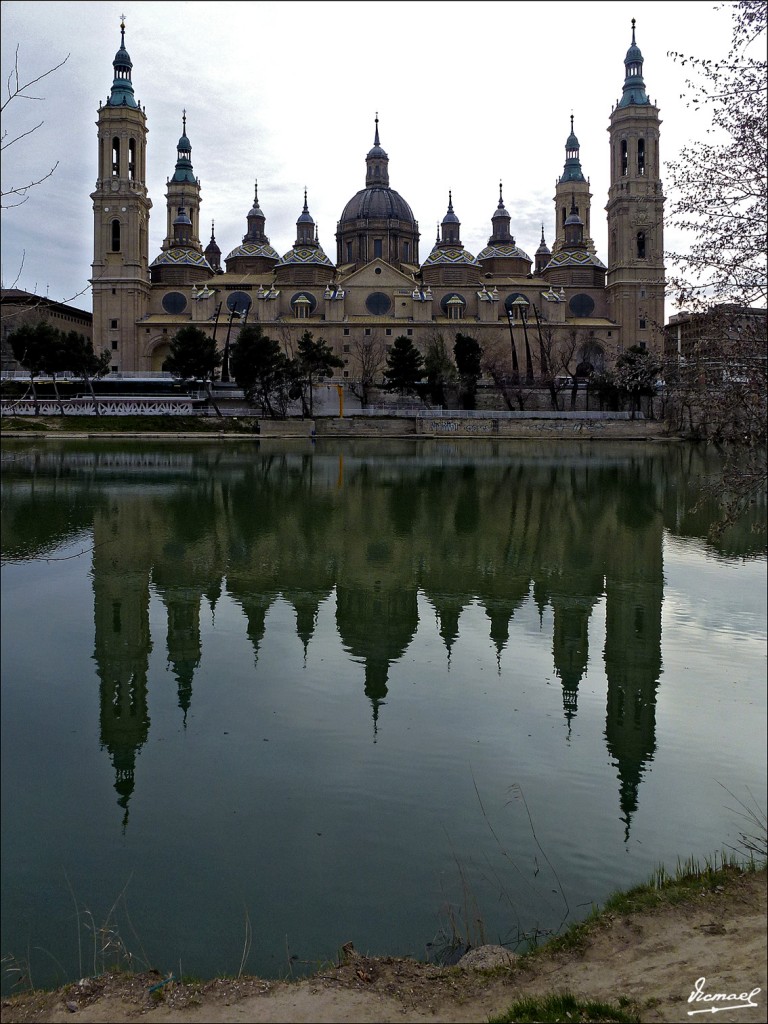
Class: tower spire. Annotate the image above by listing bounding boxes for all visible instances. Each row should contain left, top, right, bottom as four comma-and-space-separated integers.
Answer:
108, 14, 137, 107
619, 18, 649, 107
560, 115, 585, 183
365, 114, 389, 188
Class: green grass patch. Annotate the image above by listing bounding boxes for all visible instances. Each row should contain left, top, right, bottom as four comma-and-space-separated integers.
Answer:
489, 991, 640, 1023
524, 855, 763, 959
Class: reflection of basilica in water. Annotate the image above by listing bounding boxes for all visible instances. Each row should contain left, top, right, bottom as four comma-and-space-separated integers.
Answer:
3, 441, 763, 834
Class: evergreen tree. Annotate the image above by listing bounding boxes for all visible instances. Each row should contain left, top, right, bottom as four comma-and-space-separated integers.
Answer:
453, 333, 482, 409
423, 332, 455, 406
164, 326, 222, 382
164, 325, 223, 415
8, 320, 64, 414
383, 335, 424, 396
230, 325, 296, 418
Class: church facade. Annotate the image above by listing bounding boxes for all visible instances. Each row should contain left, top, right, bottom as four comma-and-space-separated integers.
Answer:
91, 20, 665, 384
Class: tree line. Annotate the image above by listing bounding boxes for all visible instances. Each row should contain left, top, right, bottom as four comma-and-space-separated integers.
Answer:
5, 320, 110, 414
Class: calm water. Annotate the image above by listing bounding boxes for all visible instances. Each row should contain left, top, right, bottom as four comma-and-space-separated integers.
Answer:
1, 438, 765, 993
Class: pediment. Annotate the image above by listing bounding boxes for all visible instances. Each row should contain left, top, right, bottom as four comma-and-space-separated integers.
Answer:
338, 259, 416, 290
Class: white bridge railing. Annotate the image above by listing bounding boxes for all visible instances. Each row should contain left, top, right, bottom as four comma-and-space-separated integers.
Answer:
1, 396, 194, 416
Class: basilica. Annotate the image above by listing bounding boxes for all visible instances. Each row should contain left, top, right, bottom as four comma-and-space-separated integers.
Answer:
91, 20, 665, 382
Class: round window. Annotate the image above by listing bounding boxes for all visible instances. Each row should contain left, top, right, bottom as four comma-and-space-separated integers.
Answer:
226, 291, 253, 314
161, 291, 187, 315
365, 291, 392, 315
569, 293, 595, 318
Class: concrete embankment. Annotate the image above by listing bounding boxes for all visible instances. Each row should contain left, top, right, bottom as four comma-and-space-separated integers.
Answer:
1, 414, 669, 441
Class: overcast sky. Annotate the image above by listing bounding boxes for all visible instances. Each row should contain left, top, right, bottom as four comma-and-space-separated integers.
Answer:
1, 1, 735, 316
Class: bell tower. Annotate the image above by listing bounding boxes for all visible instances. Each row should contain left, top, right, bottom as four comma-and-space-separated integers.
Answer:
553, 116, 595, 254
606, 20, 665, 354
90, 17, 152, 372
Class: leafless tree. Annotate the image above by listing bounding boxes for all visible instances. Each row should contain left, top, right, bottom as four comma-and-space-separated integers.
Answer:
664, 2, 767, 535
481, 335, 535, 412
347, 331, 386, 408
2, 46, 69, 209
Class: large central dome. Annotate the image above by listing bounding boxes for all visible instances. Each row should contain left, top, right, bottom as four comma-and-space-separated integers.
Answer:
336, 117, 420, 270
340, 186, 416, 224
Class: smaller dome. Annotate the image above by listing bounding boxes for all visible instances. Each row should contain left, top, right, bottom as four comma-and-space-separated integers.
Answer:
477, 243, 531, 262
276, 245, 334, 269
423, 246, 478, 268
150, 249, 212, 270
173, 207, 192, 227
544, 250, 606, 271
225, 242, 280, 262
177, 133, 191, 152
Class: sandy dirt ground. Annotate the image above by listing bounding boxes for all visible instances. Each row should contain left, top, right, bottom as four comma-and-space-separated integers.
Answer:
2, 868, 765, 1024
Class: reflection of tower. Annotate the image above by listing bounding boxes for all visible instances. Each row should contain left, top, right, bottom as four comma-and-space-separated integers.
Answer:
238, 593, 275, 664
551, 594, 595, 726
603, 474, 664, 839
92, 504, 153, 830
429, 594, 469, 664
336, 582, 418, 737
284, 590, 324, 662
546, 561, 605, 731
484, 595, 526, 667
163, 589, 202, 724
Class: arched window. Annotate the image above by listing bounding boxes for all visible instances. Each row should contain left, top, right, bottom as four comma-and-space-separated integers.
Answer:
403, 241, 410, 262
111, 137, 120, 177
128, 139, 136, 181
346, 241, 354, 262
290, 292, 316, 318
637, 138, 645, 175
621, 140, 628, 176
111, 219, 121, 252
636, 231, 646, 259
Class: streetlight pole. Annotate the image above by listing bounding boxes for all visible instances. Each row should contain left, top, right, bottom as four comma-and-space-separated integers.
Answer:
521, 309, 534, 384
506, 310, 520, 384
221, 308, 239, 384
